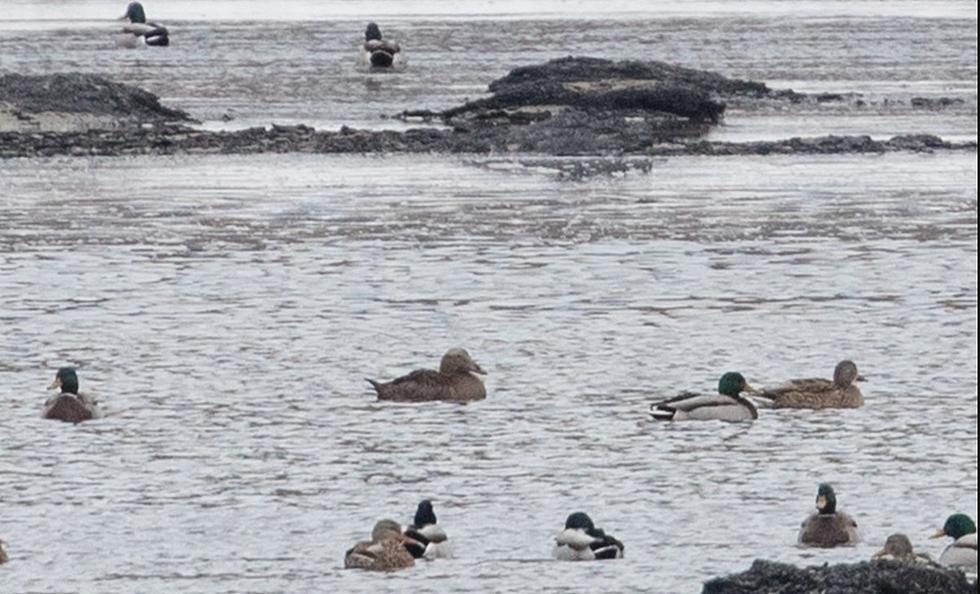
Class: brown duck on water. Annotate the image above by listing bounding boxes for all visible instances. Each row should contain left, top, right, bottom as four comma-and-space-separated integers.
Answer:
344, 519, 418, 572
43, 367, 102, 424
367, 348, 487, 402
798, 483, 860, 548
0, 538, 8, 564
757, 360, 865, 409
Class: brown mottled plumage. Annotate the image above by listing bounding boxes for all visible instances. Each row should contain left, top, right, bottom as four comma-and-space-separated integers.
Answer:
344, 520, 416, 572
758, 360, 864, 409
367, 348, 487, 402
872, 533, 938, 565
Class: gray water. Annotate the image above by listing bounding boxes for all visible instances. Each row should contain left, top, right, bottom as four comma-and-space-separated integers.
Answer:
1, 2, 978, 593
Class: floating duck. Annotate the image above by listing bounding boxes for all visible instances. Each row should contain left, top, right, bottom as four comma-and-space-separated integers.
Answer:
43, 367, 102, 424
932, 513, 978, 571
872, 533, 938, 565
367, 348, 487, 402
117, 2, 169, 48
553, 512, 624, 561
363, 22, 402, 68
344, 519, 417, 572
403, 500, 452, 559
0, 538, 7, 564
650, 372, 757, 421
798, 484, 860, 547
756, 360, 864, 409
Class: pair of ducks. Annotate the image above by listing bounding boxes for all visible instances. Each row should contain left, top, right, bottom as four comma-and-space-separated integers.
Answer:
800, 484, 978, 572
117, 2, 169, 48
345, 508, 622, 572
40, 349, 486, 424
344, 500, 451, 571
650, 360, 864, 422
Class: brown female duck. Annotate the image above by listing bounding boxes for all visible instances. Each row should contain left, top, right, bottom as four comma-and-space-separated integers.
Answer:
367, 348, 487, 402
344, 519, 417, 572
757, 360, 864, 409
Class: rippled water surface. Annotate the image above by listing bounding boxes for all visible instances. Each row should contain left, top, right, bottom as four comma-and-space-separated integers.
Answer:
1, 2, 978, 593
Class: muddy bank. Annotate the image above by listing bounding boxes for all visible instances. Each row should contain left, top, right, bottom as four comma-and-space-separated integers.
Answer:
0, 72, 193, 133
1, 59, 975, 158
703, 559, 976, 594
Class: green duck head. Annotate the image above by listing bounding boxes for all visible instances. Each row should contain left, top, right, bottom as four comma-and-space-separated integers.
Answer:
932, 513, 977, 540
718, 372, 753, 397
123, 2, 147, 23
815, 483, 838, 514
48, 367, 79, 394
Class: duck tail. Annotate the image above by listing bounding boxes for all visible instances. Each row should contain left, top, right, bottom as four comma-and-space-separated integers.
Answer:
649, 403, 675, 421
365, 378, 382, 395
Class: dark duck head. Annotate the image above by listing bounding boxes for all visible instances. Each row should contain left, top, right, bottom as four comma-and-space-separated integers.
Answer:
815, 483, 839, 515
123, 2, 147, 23
48, 367, 80, 394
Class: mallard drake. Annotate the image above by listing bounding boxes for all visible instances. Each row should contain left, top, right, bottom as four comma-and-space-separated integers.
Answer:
117, 2, 169, 48
756, 360, 864, 409
344, 519, 417, 572
363, 22, 402, 68
650, 372, 757, 421
43, 367, 102, 424
932, 514, 978, 571
798, 483, 860, 547
553, 512, 624, 561
402, 500, 452, 560
367, 348, 487, 402
0, 538, 8, 564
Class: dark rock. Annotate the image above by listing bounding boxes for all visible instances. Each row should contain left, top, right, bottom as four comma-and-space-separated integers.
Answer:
703, 559, 976, 594
0, 72, 193, 123
910, 96, 966, 109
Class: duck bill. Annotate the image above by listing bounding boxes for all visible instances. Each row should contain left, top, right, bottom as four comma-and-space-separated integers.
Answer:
47, 377, 62, 390
929, 528, 946, 539
872, 548, 888, 559
743, 382, 756, 393
469, 362, 487, 375
816, 495, 828, 511
856, 375, 867, 382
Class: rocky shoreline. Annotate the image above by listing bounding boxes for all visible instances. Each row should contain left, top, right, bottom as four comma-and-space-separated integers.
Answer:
703, 559, 977, 594
1, 58, 976, 159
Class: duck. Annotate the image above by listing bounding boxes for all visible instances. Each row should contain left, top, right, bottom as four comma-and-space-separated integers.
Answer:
931, 513, 978, 571
367, 348, 487, 402
650, 371, 757, 421
872, 533, 937, 565
117, 2, 169, 48
402, 500, 452, 560
344, 519, 417, 572
553, 512, 624, 561
363, 22, 402, 68
43, 367, 102, 424
798, 483, 860, 547
0, 538, 7, 564
755, 360, 864, 409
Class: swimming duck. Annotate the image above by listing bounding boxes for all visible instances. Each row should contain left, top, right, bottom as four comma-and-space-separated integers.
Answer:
872, 533, 938, 565
367, 348, 487, 402
344, 519, 417, 572
650, 372, 757, 421
402, 500, 452, 560
798, 483, 860, 547
931, 513, 978, 571
363, 22, 402, 68
553, 512, 624, 561
0, 538, 7, 564
117, 2, 169, 48
43, 367, 102, 424
756, 360, 864, 409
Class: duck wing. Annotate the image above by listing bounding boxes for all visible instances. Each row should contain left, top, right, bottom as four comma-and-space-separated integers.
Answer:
43, 394, 94, 424
588, 528, 624, 559
650, 392, 730, 420
369, 369, 457, 402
